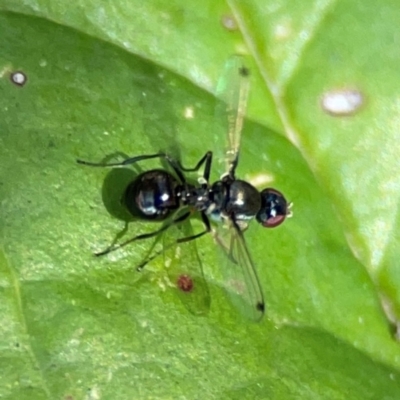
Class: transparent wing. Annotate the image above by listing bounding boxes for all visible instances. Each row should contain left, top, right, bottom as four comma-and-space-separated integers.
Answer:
161, 209, 211, 316
213, 218, 265, 321
215, 55, 251, 176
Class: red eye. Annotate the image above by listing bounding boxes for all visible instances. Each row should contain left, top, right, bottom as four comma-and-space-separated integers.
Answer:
256, 188, 289, 228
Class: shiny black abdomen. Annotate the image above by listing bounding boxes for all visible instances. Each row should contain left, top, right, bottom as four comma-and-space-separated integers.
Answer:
226, 180, 261, 220
124, 169, 180, 221
210, 179, 261, 221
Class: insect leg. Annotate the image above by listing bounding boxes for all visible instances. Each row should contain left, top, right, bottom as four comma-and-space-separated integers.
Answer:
95, 210, 191, 257
177, 151, 213, 181
77, 153, 167, 168
78, 153, 189, 184
177, 212, 211, 243
137, 212, 211, 271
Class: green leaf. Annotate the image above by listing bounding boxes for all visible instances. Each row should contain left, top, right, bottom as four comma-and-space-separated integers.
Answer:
1, 1, 400, 398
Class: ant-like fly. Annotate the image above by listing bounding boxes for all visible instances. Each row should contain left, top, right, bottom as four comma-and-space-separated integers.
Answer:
77, 56, 291, 321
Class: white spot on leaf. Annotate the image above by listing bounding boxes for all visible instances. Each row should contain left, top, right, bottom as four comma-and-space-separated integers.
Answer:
10, 71, 27, 86
274, 20, 292, 40
183, 106, 195, 119
321, 89, 364, 116
221, 14, 238, 31
248, 173, 275, 188
85, 385, 101, 400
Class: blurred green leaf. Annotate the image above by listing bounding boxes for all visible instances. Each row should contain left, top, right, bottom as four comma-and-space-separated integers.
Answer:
1, 1, 400, 399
